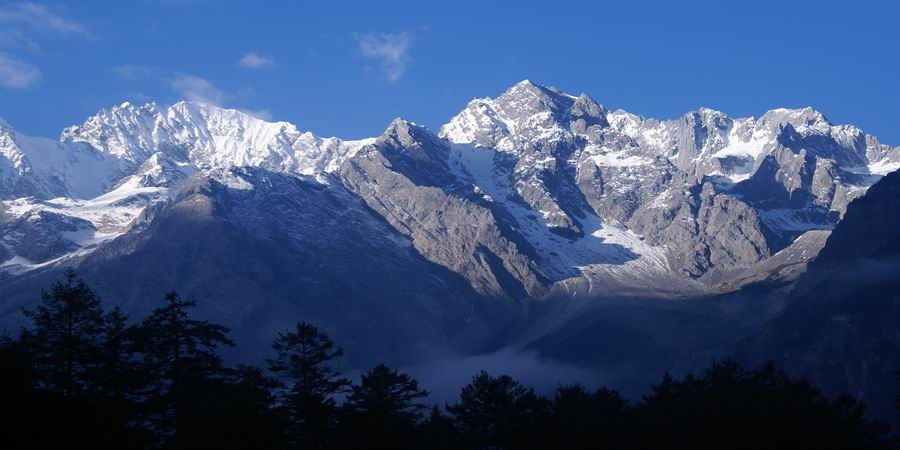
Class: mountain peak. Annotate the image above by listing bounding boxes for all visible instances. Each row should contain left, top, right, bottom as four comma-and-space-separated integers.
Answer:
569, 93, 608, 128
696, 106, 727, 116
108, 100, 159, 112
441, 80, 608, 148
501, 79, 564, 101
508, 79, 568, 97
54, 100, 370, 179
379, 117, 442, 150
387, 116, 418, 128
383, 117, 426, 136
761, 107, 831, 129
170, 100, 248, 118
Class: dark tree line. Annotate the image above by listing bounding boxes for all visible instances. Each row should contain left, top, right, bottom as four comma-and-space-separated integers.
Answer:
0, 271, 897, 449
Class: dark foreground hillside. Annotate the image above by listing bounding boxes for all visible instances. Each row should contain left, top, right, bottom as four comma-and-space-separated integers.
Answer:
1, 272, 897, 450
739, 169, 900, 422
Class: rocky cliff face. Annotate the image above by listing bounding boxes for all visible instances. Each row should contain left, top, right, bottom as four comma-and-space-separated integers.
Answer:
340, 119, 546, 299
1, 166, 504, 367
1, 81, 898, 369
737, 169, 900, 420
441, 81, 897, 279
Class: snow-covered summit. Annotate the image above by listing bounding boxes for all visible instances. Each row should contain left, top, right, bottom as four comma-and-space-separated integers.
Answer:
439, 80, 607, 151
443, 81, 898, 182
0, 102, 377, 274
2, 83, 900, 285
1, 116, 121, 200
1, 102, 378, 203
61, 101, 373, 178
379, 117, 445, 150
437, 81, 900, 279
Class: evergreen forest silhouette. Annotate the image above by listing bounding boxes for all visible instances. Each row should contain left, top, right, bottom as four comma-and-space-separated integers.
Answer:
1, 271, 897, 449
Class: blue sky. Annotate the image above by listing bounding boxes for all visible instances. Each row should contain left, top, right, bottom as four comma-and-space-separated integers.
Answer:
0, 0, 898, 145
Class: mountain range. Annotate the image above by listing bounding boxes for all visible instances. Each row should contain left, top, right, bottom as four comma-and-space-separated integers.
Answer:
2, 81, 898, 407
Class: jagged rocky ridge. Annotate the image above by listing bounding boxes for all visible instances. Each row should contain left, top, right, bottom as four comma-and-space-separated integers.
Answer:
1, 81, 898, 368
738, 169, 900, 420
440, 81, 897, 280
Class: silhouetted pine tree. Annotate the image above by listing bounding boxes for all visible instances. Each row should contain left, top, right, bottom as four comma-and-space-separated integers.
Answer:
633, 360, 897, 450
267, 322, 350, 449
20, 269, 106, 397
896, 372, 900, 412
92, 307, 154, 448
4, 271, 153, 449
5, 274, 899, 450
545, 384, 629, 450
17, 270, 115, 447
0, 333, 62, 449
415, 406, 461, 450
447, 371, 550, 450
134, 291, 234, 448
196, 365, 289, 450
340, 363, 429, 449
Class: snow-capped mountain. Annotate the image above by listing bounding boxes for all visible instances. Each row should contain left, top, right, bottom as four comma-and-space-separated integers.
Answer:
60, 101, 373, 180
739, 168, 900, 419
0, 117, 121, 200
2, 81, 898, 287
0, 102, 372, 274
441, 80, 899, 279
1, 80, 899, 371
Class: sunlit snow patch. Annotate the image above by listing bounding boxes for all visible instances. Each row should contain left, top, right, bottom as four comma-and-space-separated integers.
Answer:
449, 144, 669, 282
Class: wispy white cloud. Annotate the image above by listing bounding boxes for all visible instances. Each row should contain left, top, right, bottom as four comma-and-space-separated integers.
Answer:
356, 32, 413, 82
124, 91, 152, 103
170, 75, 273, 120
0, 27, 39, 52
169, 74, 231, 105
0, 3, 92, 40
148, 0, 209, 6
239, 52, 274, 69
113, 64, 273, 120
0, 53, 41, 89
0, 3, 91, 89
239, 108, 273, 121
111, 63, 155, 81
